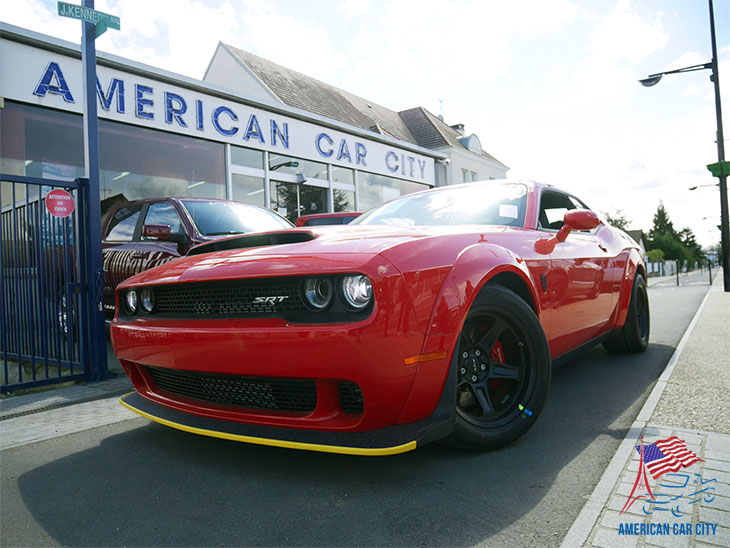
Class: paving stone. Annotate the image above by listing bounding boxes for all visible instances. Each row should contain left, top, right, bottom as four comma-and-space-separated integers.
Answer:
699, 507, 730, 527
693, 525, 730, 547
705, 460, 730, 474
644, 529, 691, 548
705, 451, 730, 463
607, 495, 648, 517
592, 527, 638, 548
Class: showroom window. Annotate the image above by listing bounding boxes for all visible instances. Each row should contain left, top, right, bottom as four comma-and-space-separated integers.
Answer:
0, 101, 226, 220
357, 172, 428, 211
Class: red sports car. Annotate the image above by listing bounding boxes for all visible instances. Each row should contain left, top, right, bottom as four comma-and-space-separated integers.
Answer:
112, 181, 649, 455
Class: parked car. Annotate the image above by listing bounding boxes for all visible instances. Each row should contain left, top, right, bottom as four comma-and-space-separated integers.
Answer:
112, 180, 649, 455
294, 212, 362, 227
102, 198, 293, 319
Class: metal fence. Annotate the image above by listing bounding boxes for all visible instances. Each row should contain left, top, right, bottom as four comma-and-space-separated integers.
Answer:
1, 174, 92, 394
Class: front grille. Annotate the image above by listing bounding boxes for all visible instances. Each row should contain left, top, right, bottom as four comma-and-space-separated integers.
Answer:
338, 381, 364, 414
144, 365, 317, 413
152, 278, 306, 317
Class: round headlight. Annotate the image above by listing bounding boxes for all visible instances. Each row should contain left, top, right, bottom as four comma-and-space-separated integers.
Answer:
125, 290, 138, 314
341, 275, 373, 310
303, 278, 334, 310
140, 289, 155, 313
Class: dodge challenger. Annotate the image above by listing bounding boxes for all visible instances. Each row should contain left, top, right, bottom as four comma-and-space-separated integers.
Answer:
111, 180, 649, 455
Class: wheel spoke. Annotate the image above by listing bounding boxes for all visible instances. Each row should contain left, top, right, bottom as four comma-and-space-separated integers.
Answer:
472, 383, 494, 416
476, 317, 506, 351
489, 362, 520, 380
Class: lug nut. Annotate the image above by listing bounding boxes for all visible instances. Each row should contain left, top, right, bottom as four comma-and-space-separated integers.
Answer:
471, 375, 478, 382
462, 352, 469, 359
481, 364, 486, 371
460, 368, 466, 375
475, 350, 481, 357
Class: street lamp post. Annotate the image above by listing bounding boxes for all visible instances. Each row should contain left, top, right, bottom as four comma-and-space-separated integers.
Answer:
640, 0, 730, 292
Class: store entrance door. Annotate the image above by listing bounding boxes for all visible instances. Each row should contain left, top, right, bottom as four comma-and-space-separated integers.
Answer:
270, 181, 328, 224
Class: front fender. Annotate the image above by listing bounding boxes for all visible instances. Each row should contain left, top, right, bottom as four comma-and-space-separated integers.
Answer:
426, 243, 541, 337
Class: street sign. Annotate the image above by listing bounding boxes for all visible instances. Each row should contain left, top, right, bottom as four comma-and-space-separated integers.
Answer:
57, 1, 120, 37
45, 189, 76, 218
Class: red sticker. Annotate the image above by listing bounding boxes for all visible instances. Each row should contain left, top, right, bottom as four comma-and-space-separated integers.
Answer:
45, 189, 75, 218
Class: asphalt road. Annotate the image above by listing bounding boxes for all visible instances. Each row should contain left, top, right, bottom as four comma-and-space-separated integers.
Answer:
0, 272, 712, 548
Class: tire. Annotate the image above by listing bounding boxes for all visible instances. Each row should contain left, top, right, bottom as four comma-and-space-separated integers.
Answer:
443, 285, 551, 451
602, 273, 649, 353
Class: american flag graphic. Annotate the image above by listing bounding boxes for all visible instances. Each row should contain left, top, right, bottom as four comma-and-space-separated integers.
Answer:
635, 436, 703, 480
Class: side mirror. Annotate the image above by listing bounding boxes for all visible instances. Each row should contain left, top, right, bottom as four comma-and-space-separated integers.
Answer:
143, 224, 187, 245
143, 224, 172, 239
556, 210, 599, 242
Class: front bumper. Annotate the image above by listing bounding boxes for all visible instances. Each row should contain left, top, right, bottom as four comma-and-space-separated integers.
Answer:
111, 257, 459, 447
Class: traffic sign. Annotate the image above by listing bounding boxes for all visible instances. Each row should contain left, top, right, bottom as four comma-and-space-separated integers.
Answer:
57, 2, 120, 37
45, 189, 76, 218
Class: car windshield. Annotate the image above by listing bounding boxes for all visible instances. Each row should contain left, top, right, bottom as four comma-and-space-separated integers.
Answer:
352, 183, 528, 227
181, 200, 292, 236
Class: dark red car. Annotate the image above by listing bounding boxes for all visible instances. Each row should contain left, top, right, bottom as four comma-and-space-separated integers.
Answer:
102, 198, 292, 319
112, 181, 649, 455
294, 212, 362, 227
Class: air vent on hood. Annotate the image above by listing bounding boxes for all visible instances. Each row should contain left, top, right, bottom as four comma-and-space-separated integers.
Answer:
189, 230, 315, 256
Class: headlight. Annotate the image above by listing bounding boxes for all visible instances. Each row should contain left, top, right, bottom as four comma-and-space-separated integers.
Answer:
303, 278, 334, 310
140, 289, 155, 313
341, 275, 373, 310
124, 290, 138, 314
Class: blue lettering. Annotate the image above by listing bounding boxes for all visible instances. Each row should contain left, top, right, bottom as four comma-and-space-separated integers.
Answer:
212, 106, 238, 136
96, 77, 124, 113
356, 143, 367, 166
271, 120, 289, 148
316, 133, 334, 158
243, 114, 265, 143
164, 92, 188, 127
417, 159, 426, 179
385, 151, 398, 172
337, 139, 352, 163
195, 100, 204, 131
135, 84, 154, 120
407, 156, 415, 177
33, 62, 74, 103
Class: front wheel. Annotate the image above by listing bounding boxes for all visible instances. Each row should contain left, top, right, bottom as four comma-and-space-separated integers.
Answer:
444, 285, 551, 451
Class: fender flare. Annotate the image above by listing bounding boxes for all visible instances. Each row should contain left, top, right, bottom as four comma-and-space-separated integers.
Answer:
425, 242, 542, 337
614, 248, 646, 328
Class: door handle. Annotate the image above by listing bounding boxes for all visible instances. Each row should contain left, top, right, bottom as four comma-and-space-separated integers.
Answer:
131, 252, 147, 259
598, 244, 608, 252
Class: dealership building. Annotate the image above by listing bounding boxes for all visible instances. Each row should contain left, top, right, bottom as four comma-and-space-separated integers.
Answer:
0, 23, 507, 223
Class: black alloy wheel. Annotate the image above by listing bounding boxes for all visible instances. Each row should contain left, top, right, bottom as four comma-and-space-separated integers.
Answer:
445, 285, 551, 451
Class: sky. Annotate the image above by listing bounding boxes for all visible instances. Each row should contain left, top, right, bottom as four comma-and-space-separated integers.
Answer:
3, 0, 729, 248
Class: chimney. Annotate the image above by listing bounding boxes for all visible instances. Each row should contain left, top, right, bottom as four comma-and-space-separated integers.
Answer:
450, 123, 465, 136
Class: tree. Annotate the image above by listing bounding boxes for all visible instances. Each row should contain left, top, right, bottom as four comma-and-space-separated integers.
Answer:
678, 227, 705, 263
603, 209, 630, 230
648, 202, 676, 240
646, 249, 664, 262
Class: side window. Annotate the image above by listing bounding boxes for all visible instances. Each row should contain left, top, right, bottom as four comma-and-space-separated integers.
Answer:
105, 205, 143, 241
142, 202, 183, 239
538, 191, 578, 230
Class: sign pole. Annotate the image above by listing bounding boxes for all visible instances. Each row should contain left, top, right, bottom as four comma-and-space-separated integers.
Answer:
80, 0, 109, 380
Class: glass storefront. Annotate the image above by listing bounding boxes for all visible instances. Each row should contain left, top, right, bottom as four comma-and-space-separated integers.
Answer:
1, 101, 432, 222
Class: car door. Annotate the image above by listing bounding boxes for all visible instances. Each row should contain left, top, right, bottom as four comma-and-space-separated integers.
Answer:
102, 203, 144, 317
539, 190, 612, 356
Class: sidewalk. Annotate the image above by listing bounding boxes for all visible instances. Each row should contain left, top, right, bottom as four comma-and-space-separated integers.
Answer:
562, 275, 730, 548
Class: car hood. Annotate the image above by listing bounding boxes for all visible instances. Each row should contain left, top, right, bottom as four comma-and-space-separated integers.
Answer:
119, 224, 521, 287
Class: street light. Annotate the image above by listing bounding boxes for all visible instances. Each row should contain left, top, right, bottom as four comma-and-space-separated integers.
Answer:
688, 183, 720, 190
640, 0, 730, 292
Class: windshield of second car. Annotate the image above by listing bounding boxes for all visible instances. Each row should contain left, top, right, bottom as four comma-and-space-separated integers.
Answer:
353, 183, 528, 228
181, 200, 292, 236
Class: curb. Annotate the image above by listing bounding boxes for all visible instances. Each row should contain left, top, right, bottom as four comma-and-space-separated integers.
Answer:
559, 281, 716, 548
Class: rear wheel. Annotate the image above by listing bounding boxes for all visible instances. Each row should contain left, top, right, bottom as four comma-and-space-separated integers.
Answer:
602, 273, 649, 353
444, 285, 551, 451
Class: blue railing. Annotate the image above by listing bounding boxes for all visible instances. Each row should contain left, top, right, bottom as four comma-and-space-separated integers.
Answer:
0, 173, 95, 393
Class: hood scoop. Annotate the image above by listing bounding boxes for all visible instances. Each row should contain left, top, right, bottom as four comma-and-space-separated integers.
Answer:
188, 230, 315, 256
